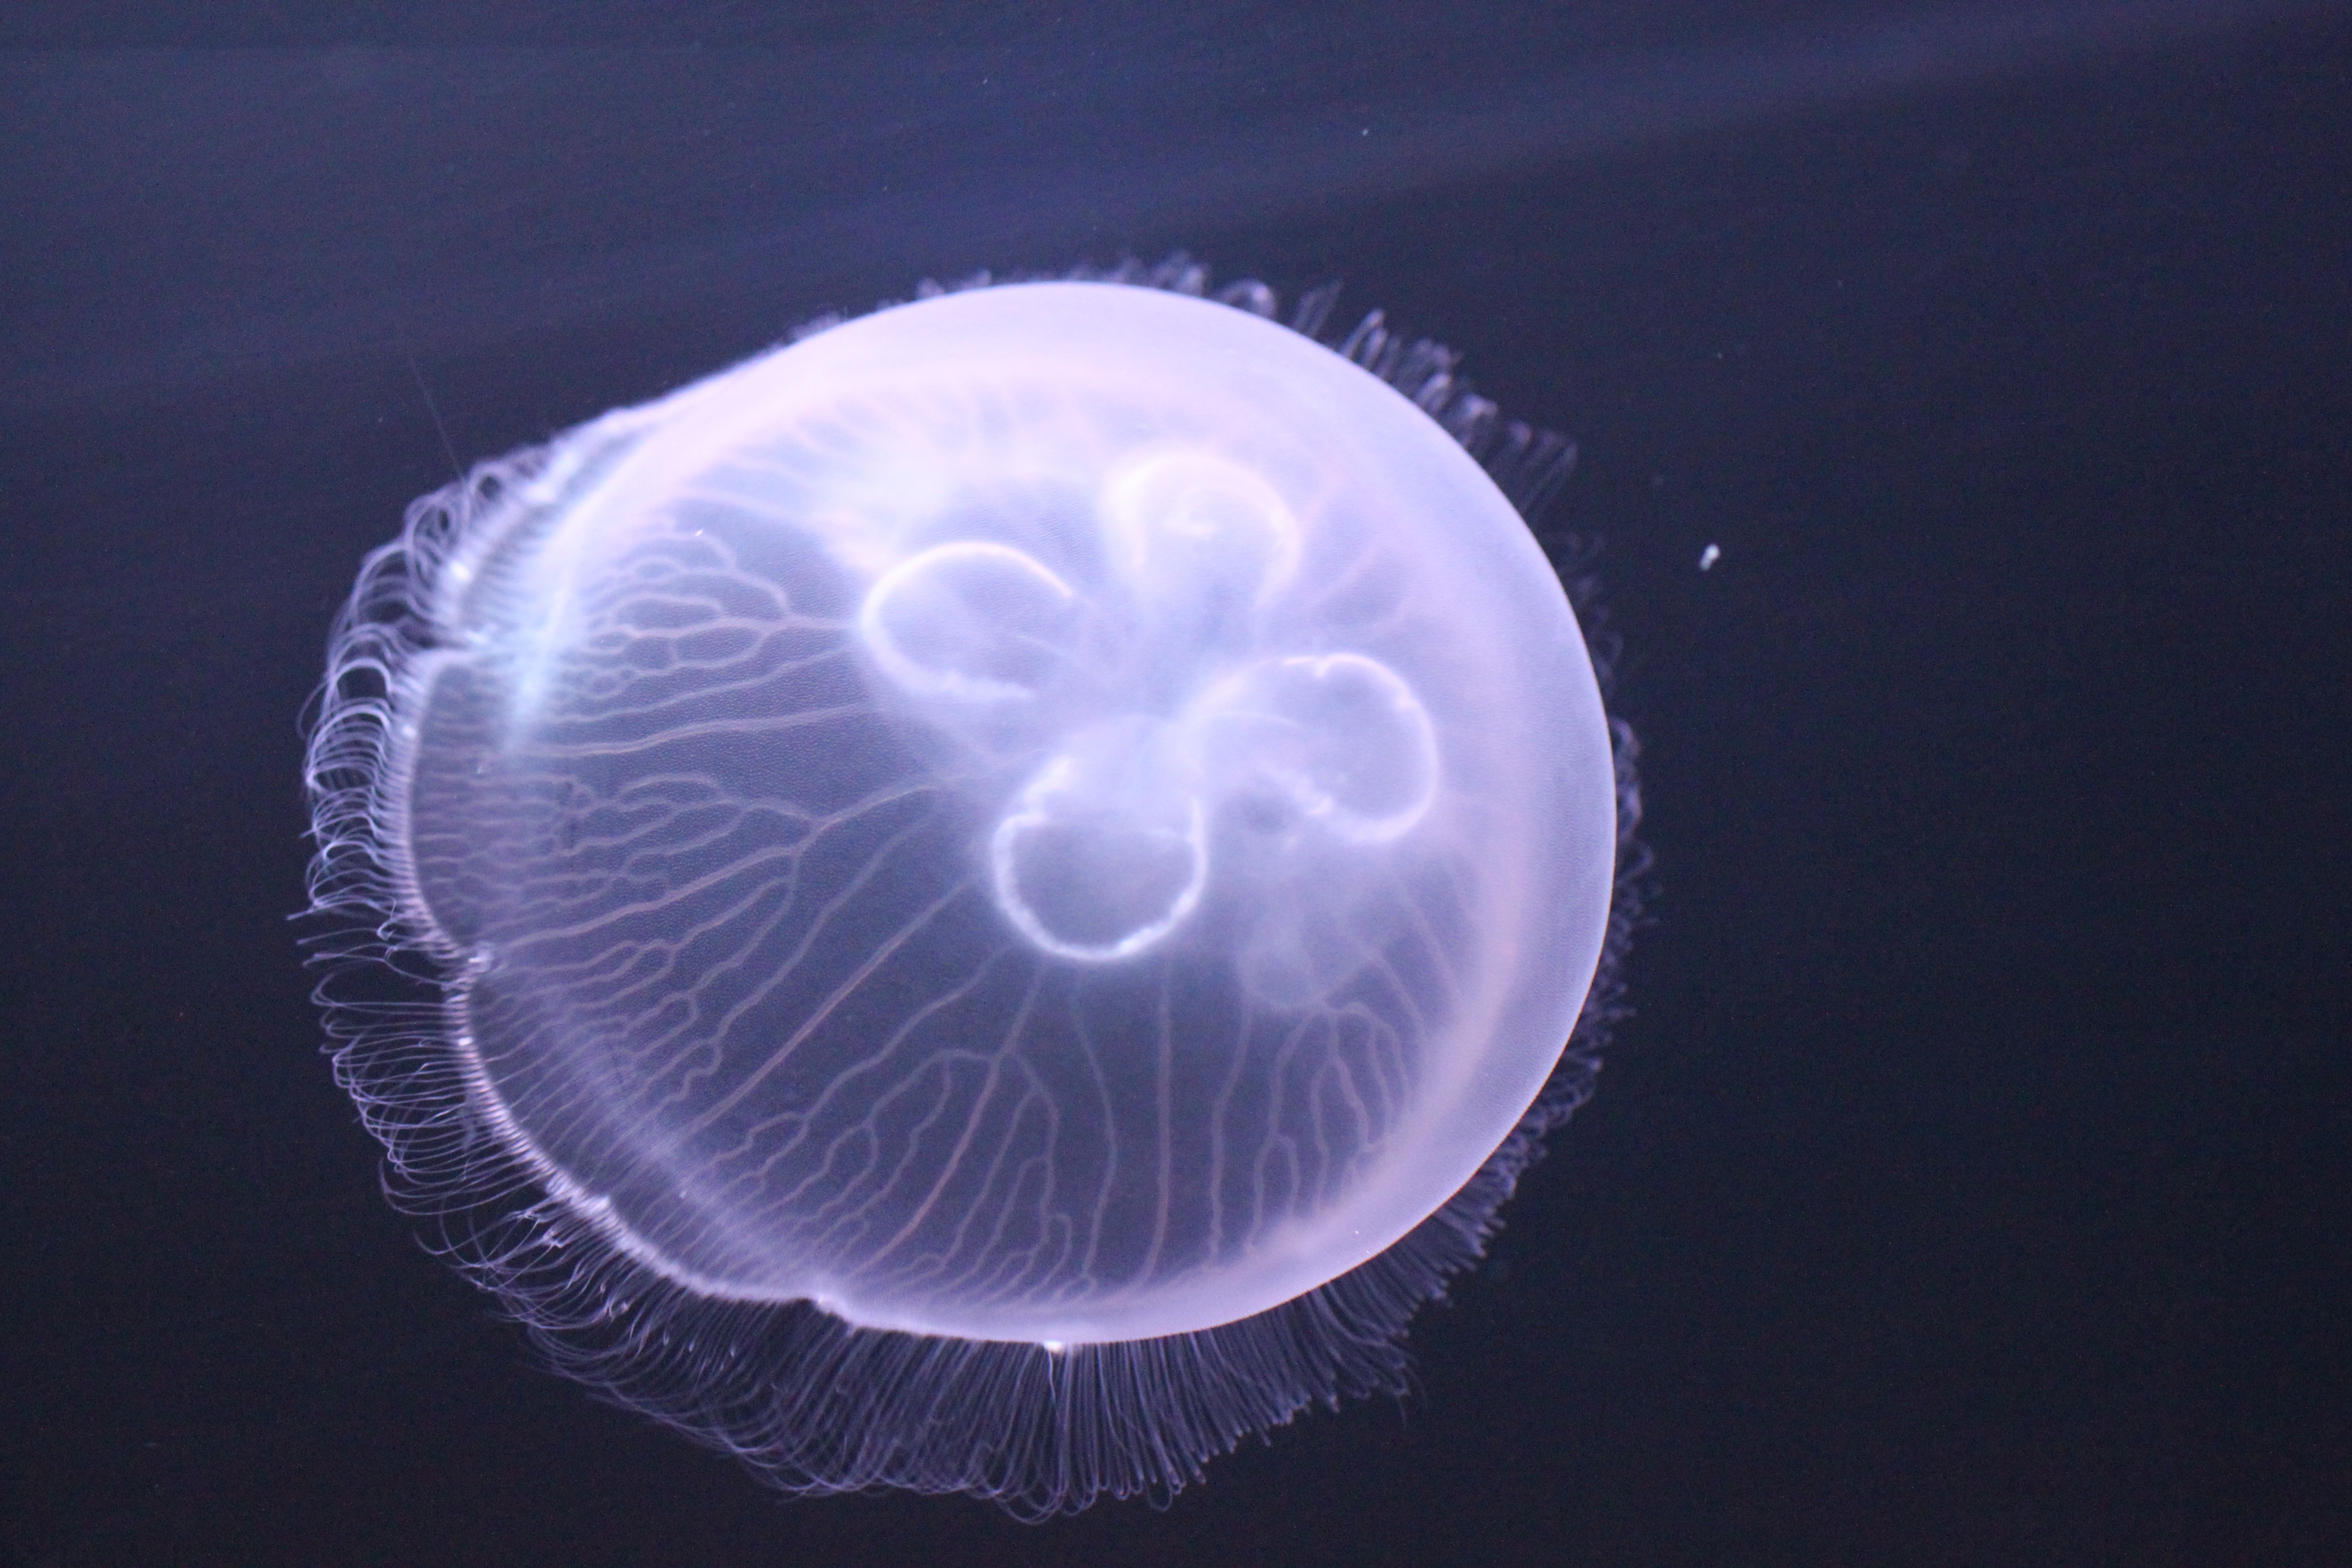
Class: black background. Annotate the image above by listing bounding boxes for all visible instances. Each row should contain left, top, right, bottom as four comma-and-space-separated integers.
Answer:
4, 4, 2349, 1565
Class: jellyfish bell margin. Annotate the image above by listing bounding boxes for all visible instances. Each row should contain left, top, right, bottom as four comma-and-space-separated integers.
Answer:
301, 257, 1645, 1519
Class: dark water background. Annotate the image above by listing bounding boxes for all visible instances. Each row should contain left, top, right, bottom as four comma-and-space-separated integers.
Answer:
3, 3, 2348, 1564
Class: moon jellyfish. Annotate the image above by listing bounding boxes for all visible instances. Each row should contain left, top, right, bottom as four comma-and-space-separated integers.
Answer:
304, 260, 1637, 1517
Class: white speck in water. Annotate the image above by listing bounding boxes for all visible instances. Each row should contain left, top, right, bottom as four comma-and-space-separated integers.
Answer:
1699, 543, 1721, 572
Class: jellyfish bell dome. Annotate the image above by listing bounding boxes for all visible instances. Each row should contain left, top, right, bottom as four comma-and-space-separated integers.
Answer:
308, 267, 1630, 1511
